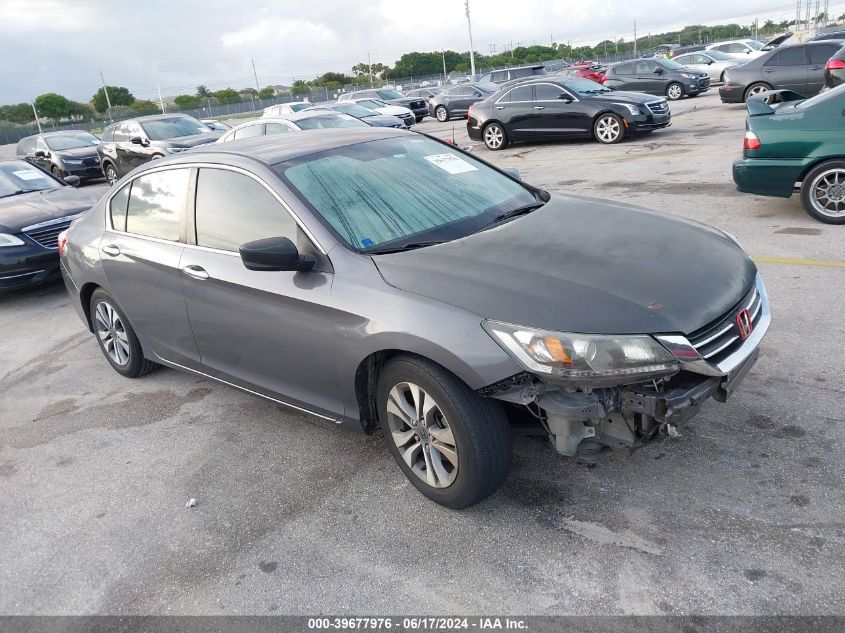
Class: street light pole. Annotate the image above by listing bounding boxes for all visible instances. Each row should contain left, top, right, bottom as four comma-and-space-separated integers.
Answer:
31, 102, 43, 135
99, 70, 113, 122
251, 58, 261, 92
464, 0, 476, 80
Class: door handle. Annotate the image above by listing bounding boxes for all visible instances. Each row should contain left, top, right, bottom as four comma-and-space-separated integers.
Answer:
763, 68, 775, 73
101, 244, 120, 257
182, 265, 209, 280
495, 106, 505, 110
533, 106, 545, 110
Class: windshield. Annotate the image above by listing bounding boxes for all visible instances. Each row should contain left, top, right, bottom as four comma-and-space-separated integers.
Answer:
45, 133, 99, 151
141, 116, 211, 140
0, 160, 60, 198
795, 83, 845, 109
334, 103, 376, 117
656, 59, 687, 71
377, 90, 405, 99
293, 114, 369, 129
707, 50, 735, 61
748, 40, 764, 50
565, 77, 611, 95
289, 102, 312, 112
476, 83, 497, 93
357, 99, 390, 109
276, 136, 537, 252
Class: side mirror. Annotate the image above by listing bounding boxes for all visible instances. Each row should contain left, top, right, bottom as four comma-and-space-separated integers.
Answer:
129, 136, 147, 146
34, 150, 47, 158
558, 94, 574, 102
502, 167, 522, 181
63, 175, 81, 188
239, 236, 316, 272
654, 68, 664, 74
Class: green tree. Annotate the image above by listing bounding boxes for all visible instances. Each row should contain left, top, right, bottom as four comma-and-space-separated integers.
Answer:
174, 94, 202, 109
0, 103, 35, 124
311, 72, 353, 89
212, 88, 241, 104
257, 86, 275, 99
239, 87, 258, 97
196, 85, 212, 97
291, 80, 310, 95
131, 100, 160, 115
34, 93, 72, 122
68, 101, 91, 119
352, 62, 390, 79
92, 86, 134, 113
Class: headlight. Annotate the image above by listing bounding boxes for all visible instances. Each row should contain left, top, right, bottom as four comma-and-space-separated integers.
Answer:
682, 73, 696, 79
483, 321, 679, 384
616, 103, 640, 116
0, 234, 26, 247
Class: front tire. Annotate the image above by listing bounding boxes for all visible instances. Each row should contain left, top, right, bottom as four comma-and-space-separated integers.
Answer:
435, 105, 449, 122
415, 116, 424, 123
103, 162, 118, 186
89, 289, 159, 378
800, 160, 845, 224
51, 165, 64, 179
377, 355, 512, 509
482, 122, 508, 150
593, 113, 625, 144
666, 82, 684, 101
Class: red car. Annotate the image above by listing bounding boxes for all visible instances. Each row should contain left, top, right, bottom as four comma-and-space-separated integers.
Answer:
557, 63, 607, 84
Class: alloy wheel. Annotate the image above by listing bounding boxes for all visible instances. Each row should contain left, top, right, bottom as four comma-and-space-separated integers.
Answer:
595, 115, 622, 143
747, 84, 771, 103
436, 106, 448, 122
105, 164, 117, 185
809, 168, 845, 219
385, 382, 459, 489
94, 301, 130, 366
667, 83, 683, 100
484, 124, 505, 149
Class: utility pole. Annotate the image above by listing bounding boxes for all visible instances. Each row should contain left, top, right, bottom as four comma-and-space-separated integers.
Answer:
633, 20, 638, 57
31, 102, 43, 135
442, 51, 447, 83
464, 0, 476, 80
157, 85, 166, 113
251, 58, 260, 92
368, 51, 374, 84
98, 70, 113, 122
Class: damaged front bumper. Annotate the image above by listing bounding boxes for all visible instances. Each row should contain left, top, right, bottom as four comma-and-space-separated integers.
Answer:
486, 275, 770, 457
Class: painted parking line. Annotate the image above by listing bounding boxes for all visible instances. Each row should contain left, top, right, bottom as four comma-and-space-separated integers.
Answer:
753, 256, 845, 269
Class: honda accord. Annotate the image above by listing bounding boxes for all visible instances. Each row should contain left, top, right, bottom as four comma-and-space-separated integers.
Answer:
61, 128, 770, 508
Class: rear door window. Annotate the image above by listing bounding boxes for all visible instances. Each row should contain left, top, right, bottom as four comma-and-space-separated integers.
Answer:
265, 122, 293, 135
501, 85, 533, 102
614, 63, 634, 75
194, 168, 297, 252
233, 124, 265, 140
768, 47, 806, 66
125, 168, 190, 241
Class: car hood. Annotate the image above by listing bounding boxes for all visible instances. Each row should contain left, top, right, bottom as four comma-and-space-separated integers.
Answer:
375, 105, 411, 116
53, 146, 99, 160
0, 187, 101, 233
372, 194, 756, 335
152, 132, 222, 149
364, 115, 404, 127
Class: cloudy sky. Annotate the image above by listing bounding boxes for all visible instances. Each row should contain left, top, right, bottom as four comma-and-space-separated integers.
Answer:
0, 0, 826, 103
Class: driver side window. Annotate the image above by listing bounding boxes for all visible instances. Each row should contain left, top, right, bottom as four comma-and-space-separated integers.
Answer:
635, 61, 655, 74
194, 168, 298, 252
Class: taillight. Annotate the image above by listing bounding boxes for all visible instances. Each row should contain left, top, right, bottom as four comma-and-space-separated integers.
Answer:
826, 59, 845, 70
58, 229, 69, 257
743, 130, 761, 151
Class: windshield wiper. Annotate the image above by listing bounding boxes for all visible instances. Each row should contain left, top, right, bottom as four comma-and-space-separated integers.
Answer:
367, 240, 445, 255
0, 189, 41, 198
471, 202, 545, 235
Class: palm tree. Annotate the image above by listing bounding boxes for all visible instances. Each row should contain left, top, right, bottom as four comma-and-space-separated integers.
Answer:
196, 85, 212, 98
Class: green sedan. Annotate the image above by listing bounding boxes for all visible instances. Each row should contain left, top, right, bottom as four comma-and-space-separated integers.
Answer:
733, 84, 845, 224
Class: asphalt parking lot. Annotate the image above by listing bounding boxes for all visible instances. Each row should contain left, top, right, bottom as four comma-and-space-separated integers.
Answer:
1, 93, 843, 615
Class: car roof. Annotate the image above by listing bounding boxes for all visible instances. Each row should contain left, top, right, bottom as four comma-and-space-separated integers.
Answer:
174, 127, 410, 166
19, 129, 94, 141
104, 113, 192, 129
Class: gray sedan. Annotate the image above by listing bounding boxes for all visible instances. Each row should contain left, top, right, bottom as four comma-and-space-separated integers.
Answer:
673, 50, 744, 84
60, 128, 770, 508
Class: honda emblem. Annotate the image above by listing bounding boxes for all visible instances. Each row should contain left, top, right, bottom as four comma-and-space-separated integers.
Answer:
736, 308, 753, 340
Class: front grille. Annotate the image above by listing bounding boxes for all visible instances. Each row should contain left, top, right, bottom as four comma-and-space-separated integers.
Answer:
688, 285, 762, 363
410, 100, 425, 109
646, 100, 669, 115
23, 218, 75, 249
699, 77, 711, 88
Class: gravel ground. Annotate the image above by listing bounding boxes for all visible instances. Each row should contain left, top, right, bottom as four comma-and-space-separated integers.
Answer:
0, 92, 843, 615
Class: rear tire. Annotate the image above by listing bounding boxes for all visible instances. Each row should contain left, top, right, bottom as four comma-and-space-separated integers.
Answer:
744, 82, 772, 103
435, 106, 449, 122
482, 122, 508, 150
799, 160, 845, 224
666, 82, 684, 101
377, 355, 512, 509
89, 289, 159, 378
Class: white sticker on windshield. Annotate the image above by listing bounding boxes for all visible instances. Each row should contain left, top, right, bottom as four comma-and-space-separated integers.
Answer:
13, 170, 45, 181
423, 153, 477, 174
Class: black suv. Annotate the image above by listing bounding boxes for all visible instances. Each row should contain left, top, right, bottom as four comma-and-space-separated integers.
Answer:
604, 59, 711, 100
338, 89, 428, 122
97, 114, 221, 184
16, 131, 103, 182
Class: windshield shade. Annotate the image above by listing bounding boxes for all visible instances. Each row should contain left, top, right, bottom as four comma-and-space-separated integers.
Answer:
45, 133, 99, 150
276, 137, 535, 251
141, 117, 211, 140
0, 161, 60, 197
